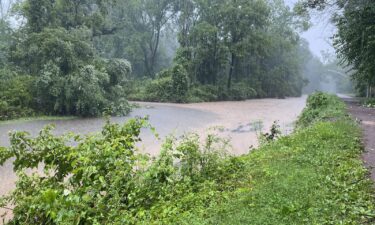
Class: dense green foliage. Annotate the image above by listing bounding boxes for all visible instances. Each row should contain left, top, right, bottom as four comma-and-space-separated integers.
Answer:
299, 0, 375, 97
296, 91, 347, 128
362, 98, 375, 108
0, 69, 35, 120
0, 119, 235, 224
0, 0, 315, 116
1, 93, 374, 224
334, 0, 375, 97
126, 0, 311, 102
0, 0, 132, 119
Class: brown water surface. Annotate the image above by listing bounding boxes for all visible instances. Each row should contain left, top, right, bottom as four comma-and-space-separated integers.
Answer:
0, 96, 306, 220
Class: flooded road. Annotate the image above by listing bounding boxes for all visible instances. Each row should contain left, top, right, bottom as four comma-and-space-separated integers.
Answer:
0, 96, 306, 201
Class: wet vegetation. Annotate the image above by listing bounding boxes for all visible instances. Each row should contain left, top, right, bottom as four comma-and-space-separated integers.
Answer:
298, 0, 375, 97
1, 93, 374, 224
362, 98, 375, 108
0, 0, 375, 224
0, 0, 369, 119
0, 0, 313, 120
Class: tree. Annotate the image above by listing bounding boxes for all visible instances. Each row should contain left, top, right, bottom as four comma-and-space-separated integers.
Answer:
100, 0, 176, 77
219, 0, 269, 89
299, 0, 375, 97
149, 0, 311, 100
333, 0, 375, 97
7, 0, 132, 116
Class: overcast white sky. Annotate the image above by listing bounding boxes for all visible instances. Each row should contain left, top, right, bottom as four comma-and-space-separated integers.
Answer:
285, 0, 336, 58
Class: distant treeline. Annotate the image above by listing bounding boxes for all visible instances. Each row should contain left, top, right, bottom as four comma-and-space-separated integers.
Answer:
1, 0, 314, 119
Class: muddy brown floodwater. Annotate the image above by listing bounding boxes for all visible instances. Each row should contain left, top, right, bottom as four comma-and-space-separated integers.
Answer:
0, 96, 306, 221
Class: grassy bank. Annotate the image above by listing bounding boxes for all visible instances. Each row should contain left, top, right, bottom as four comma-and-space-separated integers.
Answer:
175, 93, 375, 224
146, 93, 375, 224
1, 93, 374, 224
0, 116, 77, 125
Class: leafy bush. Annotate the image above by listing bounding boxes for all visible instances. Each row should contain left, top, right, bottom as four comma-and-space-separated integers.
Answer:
362, 98, 375, 108
305, 91, 330, 109
128, 77, 257, 103
106, 98, 132, 116
69, 65, 109, 116
9, 27, 133, 118
129, 81, 257, 103
134, 64, 190, 103
105, 58, 132, 86
187, 85, 219, 102
224, 83, 257, 101
2, 93, 374, 224
0, 69, 35, 120
0, 118, 235, 224
296, 92, 347, 128
143, 76, 174, 102
32, 59, 132, 117
258, 121, 282, 146
0, 100, 34, 121
171, 65, 189, 103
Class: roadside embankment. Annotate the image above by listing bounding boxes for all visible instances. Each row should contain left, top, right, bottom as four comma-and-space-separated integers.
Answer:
175, 93, 375, 224
1, 93, 374, 224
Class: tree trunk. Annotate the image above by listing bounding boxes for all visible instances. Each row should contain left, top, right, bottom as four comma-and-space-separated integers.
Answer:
149, 28, 161, 77
227, 53, 235, 89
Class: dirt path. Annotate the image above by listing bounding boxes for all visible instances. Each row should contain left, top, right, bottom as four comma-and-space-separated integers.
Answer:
344, 98, 375, 182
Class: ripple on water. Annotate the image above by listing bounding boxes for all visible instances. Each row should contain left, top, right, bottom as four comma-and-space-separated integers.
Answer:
0, 97, 307, 200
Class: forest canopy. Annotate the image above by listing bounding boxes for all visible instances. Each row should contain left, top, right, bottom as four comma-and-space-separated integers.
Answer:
1, 0, 313, 119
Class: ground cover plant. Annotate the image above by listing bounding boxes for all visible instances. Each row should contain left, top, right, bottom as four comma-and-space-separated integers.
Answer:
0, 93, 374, 224
362, 98, 375, 108
296, 91, 348, 128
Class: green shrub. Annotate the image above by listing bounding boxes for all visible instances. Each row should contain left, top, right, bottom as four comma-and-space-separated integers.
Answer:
0, 101, 35, 121
130, 64, 190, 103
362, 98, 375, 108
171, 65, 189, 103
0, 70, 35, 120
0, 118, 234, 224
34, 60, 132, 117
105, 58, 132, 86
123, 79, 149, 101
0, 93, 374, 224
144, 76, 174, 102
128, 77, 259, 103
225, 83, 257, 100
8, 27, 133, 118
187, 85, 219, 102
305, 91, 330, 109
296, 92, 347, 128
69, 65, 110, 116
